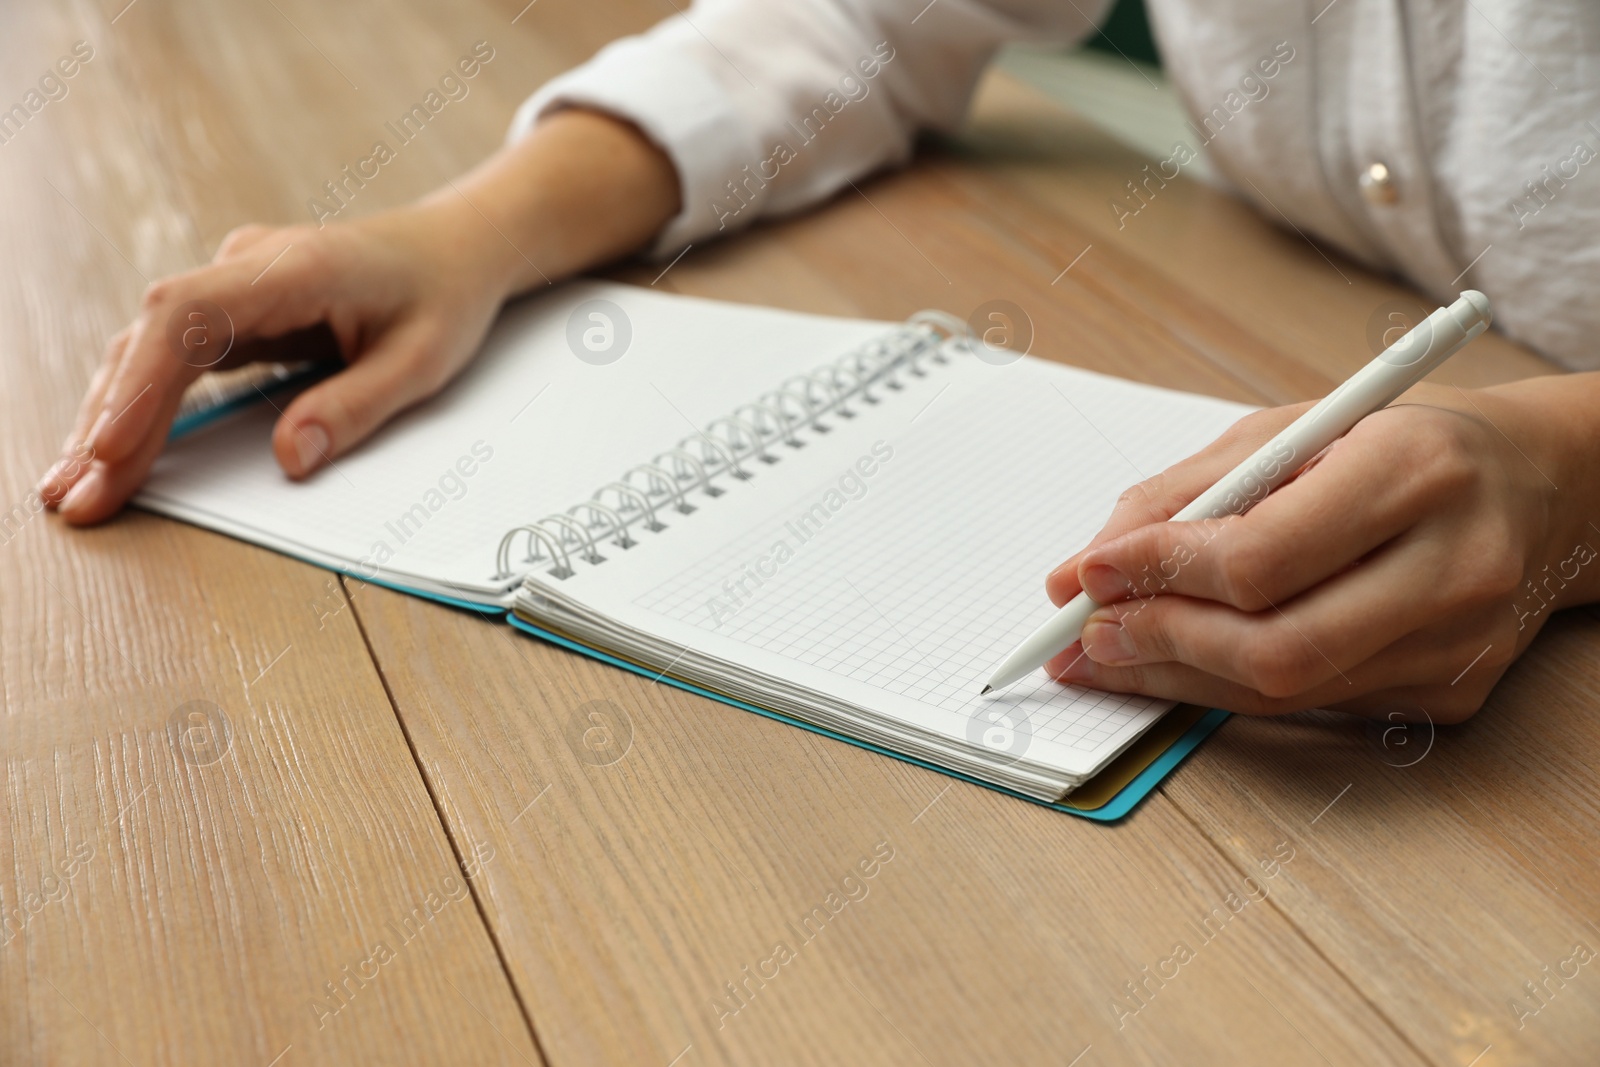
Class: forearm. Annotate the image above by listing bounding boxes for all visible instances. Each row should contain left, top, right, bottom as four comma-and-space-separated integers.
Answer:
416, 108, 681, 298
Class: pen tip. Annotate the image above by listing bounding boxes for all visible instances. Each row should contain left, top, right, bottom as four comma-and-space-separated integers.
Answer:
980, 685, 993, 695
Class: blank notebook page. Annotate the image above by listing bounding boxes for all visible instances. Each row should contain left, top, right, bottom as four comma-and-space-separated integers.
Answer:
549, 353, 1254, 778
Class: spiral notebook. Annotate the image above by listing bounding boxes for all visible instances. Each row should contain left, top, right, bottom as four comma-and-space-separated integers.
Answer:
139, 282, 1249, 817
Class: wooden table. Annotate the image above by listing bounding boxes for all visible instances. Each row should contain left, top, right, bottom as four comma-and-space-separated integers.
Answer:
3, 2, 1596, 1064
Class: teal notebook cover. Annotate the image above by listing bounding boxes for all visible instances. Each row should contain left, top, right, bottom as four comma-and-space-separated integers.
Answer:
292, 561, 1227, 822
503, 612, 1228, 822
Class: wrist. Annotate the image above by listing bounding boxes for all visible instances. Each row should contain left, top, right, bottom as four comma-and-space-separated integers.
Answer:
414, 108, 680, 299
404, 191, 533, 305
1480, 373, 1600, 609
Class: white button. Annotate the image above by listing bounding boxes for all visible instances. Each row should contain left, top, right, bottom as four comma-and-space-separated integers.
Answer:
1360, 161, 1398, 205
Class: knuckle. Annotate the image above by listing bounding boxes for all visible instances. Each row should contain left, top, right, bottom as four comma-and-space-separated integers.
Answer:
1428, 688, 1486, 724
101, 328, 132, 362
1236, 639, 1279, 693
1422, 449, 1479, 503
1464, 619, 1521, 675
1215, 416, 1259, 449
1239, 628, 1322, 699
1470, 551, 1525, 605
290, 233, 335, 279
1218, 530, 1291, 608
1392, 412, 1479, 499
1225, 409, 1277, 441
1446, 532, 1525, 609
1114, 472, 1185, 525
1219, 405, 1299, 449
1117, 599, 1168, 656
1485, 624, 1522, 665
1211, 535, 1274, 610
217, 223, 268, 256
1109, 662, 1153, 696
400, 345, 450, 395
138, 278, 173, 310
1114, 479, 1159, 517
419, 362, 451, 397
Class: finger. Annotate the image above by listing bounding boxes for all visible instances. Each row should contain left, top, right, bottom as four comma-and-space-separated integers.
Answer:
1076, 432, 1427, 611
1063, 555, 1517, 703
89, 236, 336, 466
1045, 639, 1318, 714
1073, 538, 1441, 692
1046, 634, 1487, 718
213, 223, 274, 262
270, 319, 445, 478
85, 304, 206, 465
69, 332, 130, 447
56, 387, 187, 525
1045, 403, 1310, 606
39, 331, 135, 503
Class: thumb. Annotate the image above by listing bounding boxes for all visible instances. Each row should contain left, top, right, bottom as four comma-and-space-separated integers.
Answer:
272, 322, 446, 478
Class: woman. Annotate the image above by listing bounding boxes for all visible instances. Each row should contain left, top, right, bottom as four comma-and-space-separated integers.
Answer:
38, 0, 1600, 719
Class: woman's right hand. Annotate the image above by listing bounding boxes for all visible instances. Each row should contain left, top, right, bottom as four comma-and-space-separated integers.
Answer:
37, 199, 513, 524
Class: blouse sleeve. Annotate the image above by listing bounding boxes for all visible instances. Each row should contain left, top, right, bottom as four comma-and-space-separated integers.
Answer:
509, 0, 1111, 256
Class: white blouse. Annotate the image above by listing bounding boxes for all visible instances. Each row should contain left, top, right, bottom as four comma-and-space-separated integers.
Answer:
511, 1, 1600, 370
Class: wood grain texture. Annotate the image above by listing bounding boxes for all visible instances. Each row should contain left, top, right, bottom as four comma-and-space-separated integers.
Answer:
0, 3, 539, 1064
6, 0, 1597, 1064
1160, 608, 1600, 1067
97, 0, 665, 250
353, 584, 1424, 1067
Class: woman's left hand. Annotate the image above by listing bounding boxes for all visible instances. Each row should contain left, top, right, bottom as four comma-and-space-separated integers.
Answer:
1043, 376, 1600, 721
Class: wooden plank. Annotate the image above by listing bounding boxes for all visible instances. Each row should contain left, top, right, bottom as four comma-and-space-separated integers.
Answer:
353, 583, 1424, 1066
96, 0, 665, 247
1160, 609, 1600, 1065
657, 169, 1259, 402
0, 4, 539, 1063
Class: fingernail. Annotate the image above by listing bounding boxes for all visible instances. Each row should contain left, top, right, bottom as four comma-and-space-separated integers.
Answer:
1080, 563, 1133, 603
293, 422, 331, 475
36, 459, 68, 497
58, 466, 104, 516
1082, 618, 1136, 665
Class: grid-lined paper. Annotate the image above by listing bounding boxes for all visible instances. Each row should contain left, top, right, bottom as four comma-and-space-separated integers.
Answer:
632, 361, 1252, 752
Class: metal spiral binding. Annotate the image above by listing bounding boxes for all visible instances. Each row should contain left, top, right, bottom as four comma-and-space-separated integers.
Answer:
493, 313, 970, 583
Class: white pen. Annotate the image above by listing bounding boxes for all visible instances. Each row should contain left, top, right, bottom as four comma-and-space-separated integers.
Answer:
981, 290, 1494, 695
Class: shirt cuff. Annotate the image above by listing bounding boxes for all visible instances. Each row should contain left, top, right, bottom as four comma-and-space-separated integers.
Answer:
508, 33, 764, 259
